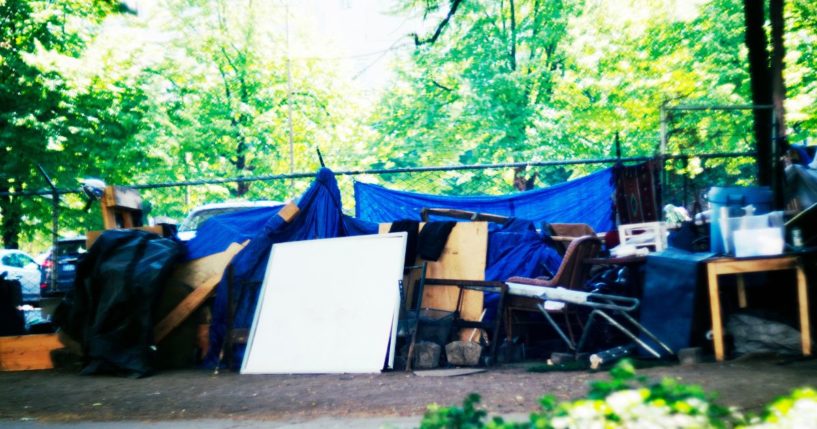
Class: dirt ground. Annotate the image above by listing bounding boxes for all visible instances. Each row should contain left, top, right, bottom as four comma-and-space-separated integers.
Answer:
1, 355, 816, 424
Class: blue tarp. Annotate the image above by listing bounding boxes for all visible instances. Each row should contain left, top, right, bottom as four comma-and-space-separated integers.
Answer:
185, 205, 285, 260
483, 219, 563, 321
354, 168, 616, 233
486, 219, 562, 282
202, 168, 377, 367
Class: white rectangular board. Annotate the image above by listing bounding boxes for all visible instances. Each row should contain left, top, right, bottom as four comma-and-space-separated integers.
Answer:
241, 233, 407, 374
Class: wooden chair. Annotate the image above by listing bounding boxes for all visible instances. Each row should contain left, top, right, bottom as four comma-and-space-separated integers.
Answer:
548, 223, 596, 256
503, 235, 602, 345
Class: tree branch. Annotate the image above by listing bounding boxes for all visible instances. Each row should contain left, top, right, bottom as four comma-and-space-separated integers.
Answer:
430, 79, 452, 92
413, 0, 464, 47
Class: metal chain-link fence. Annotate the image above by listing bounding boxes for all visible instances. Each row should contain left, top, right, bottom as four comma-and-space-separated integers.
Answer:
5, 152, 757, 249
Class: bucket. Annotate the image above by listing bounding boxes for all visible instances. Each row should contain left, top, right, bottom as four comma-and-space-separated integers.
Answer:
708, 186, 773, 254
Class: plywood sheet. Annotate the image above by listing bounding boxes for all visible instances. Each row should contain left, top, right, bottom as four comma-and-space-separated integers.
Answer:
380, 222, 488, 340
241, 233, 407, 374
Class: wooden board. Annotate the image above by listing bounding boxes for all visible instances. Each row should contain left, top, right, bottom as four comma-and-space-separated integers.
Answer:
379, 222, 488, 340
170, 241, 249, 289
0, 334, 62, 371
277, 201, 300, 222
154, 241, 248, 343
102, 186, 144, 229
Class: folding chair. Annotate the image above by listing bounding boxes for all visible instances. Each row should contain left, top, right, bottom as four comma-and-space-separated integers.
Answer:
504, 235, 601, 344
505, 282, 674, 358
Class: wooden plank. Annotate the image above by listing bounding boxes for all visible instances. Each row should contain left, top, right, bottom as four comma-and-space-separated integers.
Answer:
0, 334, 62, 371
101, 186, 143, 229
154, 274, 222, 342
86, 226, 164, 248
709, 256, 798, 275
103, 186, 142, 210
154, 241, 248, 342
796, 265, 812, 356
277, 201, 300, 222
170, 241, 248, 289
706, 263, 726, 362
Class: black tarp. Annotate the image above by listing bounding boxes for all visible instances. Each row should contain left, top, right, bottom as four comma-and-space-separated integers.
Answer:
639, 249, 713, 354
54, 230, 182, 377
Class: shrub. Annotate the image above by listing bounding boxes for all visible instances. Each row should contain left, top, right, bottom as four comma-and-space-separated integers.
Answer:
419, 360, 817, 429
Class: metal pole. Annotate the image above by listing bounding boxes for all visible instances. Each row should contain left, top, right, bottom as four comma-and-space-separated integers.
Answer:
771, 108, 783, 208
285, 1, 295, 191
36, 165, 58, 293
659, 105, 668, 209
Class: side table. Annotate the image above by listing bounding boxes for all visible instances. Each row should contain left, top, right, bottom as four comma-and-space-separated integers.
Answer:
705, 255, 811, 361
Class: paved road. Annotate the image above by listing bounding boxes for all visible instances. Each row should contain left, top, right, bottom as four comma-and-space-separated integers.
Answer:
2, 417, 425, 429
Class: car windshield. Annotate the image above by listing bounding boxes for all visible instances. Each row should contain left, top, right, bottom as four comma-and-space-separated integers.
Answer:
178, 207, 252, 232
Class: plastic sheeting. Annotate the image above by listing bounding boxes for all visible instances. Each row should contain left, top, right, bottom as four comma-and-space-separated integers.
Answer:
204, 168, 378, 368
55, 229, 183, 377
354, 168, 616, 233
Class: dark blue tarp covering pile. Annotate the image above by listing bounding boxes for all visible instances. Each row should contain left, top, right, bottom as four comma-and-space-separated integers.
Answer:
354, 167, 616, 233
201, 168, 377, 367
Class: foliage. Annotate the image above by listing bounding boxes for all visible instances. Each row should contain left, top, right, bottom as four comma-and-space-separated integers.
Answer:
1, 0, 369, 250
0, 0, 122, 249
4, 0, 817, 251
420, 360, 817, 428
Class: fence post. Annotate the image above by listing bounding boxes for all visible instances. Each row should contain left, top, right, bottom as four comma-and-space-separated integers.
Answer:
36, 164, 59, 293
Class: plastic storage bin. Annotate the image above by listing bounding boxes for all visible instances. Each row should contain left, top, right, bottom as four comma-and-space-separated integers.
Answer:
708, 186, 773, 254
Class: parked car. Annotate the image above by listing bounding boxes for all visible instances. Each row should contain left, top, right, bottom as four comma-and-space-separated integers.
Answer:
40, 236, 86, 298
177, 201, 283, 241
0, 249, 42, 304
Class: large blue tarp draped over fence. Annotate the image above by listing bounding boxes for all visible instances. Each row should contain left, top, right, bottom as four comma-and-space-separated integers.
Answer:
201, 168, 377, 367
354, 168, 616, 233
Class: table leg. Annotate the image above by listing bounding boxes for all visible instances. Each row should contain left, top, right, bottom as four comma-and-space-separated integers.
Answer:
737, 274, 747, 308
707, 264, 725, 362
796, 265, 812, 356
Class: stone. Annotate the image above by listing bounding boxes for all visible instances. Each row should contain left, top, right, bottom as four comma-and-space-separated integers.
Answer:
678, 347, 703, 365
413, 341, 441, 369
445, 341, 482, 366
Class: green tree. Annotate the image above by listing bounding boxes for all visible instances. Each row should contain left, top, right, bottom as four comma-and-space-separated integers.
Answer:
0, 0, 123, 249
370, 0, 580, 193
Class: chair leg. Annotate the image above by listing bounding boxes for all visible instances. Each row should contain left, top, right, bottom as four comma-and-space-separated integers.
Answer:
504, 307, 514, 342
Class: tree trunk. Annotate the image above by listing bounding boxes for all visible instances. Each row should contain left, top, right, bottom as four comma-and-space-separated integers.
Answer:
743, 0, 773, 186
0, 184, 21, 249
769, 0, 787, 207
769, 0, 786, 142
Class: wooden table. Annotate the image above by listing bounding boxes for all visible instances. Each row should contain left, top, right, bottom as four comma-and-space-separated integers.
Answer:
705, 254, 812, 361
